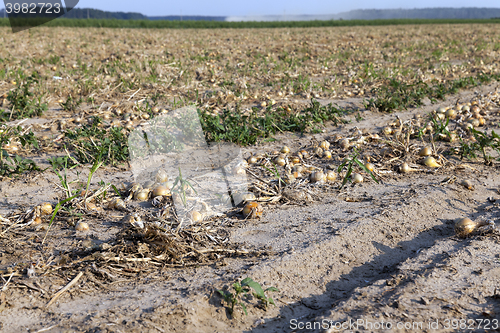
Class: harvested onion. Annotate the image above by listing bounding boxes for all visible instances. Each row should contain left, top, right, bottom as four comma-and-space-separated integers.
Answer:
152, 185, 170, 197
352, 173, 363, 183
319, 140, 330, 150
40, 203, 53, 216
309, 170, 325, 183
75, 221, 89, 231
326, 170, 337, 182
242, 202, 263, 219
454, 218, 489, 238
418, 147, 432, 156
423, 156, 440, 168
399, 162, 410, 173
134, 189, 150, 201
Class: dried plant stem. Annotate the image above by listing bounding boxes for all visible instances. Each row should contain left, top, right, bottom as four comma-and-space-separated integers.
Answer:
46, 272, 84, 307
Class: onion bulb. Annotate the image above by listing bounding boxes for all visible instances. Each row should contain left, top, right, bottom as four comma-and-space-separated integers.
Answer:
423, 156, 440, 168
309, 170, 325, 183
454, 218, 490, 238
281, 146, 290, 154
242, 202, 263, 219
326, 170, 337, 182
314, 147, 323, 157
399, 162, 410, 173
364, 163, 375, 173
419, 147, 432, 156
459, 180, 473, 190
190, 211, 203, 222
319, 140, 330, 150
152, 185, 170, 197
274, 156, 286, 166
248, 156, 258, 164
352, 173, 363, 183
155, 169, 169, 183
134, 189, 150, 201
75, 221, 89, 231
40, 203, 53, 216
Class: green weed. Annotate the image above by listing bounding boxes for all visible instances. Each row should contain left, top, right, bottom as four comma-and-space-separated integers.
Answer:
459, 129, 500, 164
217, 277, 278, 317
0, 75, 47, 121
338, 150, 379, 189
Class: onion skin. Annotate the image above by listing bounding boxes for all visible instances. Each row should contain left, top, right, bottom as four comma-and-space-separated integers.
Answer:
419, 147, 432, 156
190, 211, 203, 222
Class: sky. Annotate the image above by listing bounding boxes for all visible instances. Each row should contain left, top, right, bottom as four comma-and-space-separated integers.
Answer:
73, 0, 500, 16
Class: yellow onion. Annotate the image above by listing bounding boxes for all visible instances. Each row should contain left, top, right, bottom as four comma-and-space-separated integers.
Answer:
319, 140, 330, 150
75, 221, 89, 231
248, 156, 258, 164
314, 147, 323, 157
242, 202, 263, 219
155, 169, 169, 183
459, 180, 473, 190
274, 156, 286, 166
281, 146, 290, 154
352, 173, 363, 183
423, 156, 440, 168
40, 203, 53, 216
190, 211, 203, 222
323, 151, 332, 159
364, 163, 375, 173
134, 189, 150, 201
339, 138, 350, 150
399, 162, 410, 173
454, 218, 489, 238
152, 185, 170, 197
326, 170, 337, 182
309, 171, 325, 183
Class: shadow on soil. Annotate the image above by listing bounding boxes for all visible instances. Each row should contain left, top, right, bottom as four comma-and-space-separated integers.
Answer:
245, 219, 478, 332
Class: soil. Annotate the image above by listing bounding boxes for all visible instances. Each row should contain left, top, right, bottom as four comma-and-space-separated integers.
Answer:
1, 85, 499, 333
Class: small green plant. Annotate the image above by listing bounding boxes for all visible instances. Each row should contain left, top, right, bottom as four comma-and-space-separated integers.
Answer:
338, 150, 379, 189
1, 75, 47, 120
0, 126, 41, 177
459, 129, 500, 164
60, 95, 82, 112
43, 155, 104, 244
170, 167, 198, 207
64, 117, 129, 165
217, 277, 278, 317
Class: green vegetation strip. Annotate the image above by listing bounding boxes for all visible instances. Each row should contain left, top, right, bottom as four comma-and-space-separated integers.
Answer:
365, 72, 500, 112
199, 100, 348, 146
1, 18, 500, 29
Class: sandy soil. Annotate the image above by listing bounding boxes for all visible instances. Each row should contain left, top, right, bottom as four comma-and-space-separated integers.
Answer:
0, 85, 499, 333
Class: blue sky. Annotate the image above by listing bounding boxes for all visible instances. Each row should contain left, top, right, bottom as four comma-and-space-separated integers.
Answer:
72, 0, 500, 17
